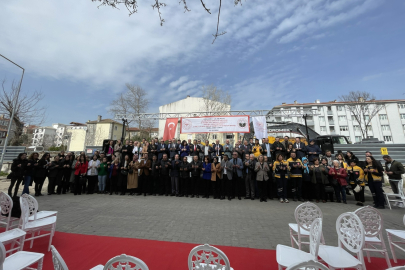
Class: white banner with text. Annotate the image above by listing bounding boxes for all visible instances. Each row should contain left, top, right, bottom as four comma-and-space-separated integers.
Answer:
180, 116, 250, 133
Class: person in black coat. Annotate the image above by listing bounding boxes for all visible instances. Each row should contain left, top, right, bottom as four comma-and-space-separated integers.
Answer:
35, 153, 50, 196
119, 155, 130, 195
58, 155, 71, 194
159, 154, 171, 195
292, 137, 306, 160
121, 140, 133, 162
157, 139, 168, 161
272, 137, 285, 160
47, 156, 61, 195
190, 155, 202, 198
22, 152, 39, 195
179, 156, 190, 197
171, 154, 181, 196
189, 139, 202, 159
8, 153, 27, 197
150, 155, 159, 195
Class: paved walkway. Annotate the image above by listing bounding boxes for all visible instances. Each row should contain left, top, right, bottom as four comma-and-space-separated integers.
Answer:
1, 178, 404, 259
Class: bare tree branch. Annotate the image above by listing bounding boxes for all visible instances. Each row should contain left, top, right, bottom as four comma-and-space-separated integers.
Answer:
92, 0, 138, 16
200, 0, 211, 14
179, 0, 190, 13
151, 0, 167, 26
212, 0, 226, 44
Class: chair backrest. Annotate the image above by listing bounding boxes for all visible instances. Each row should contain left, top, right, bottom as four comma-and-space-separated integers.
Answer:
309, 218, 322, 259
19, 197, 30, 230
0, 242, 5, 270
51, 245, 69, 270
286, 259, 329, 270
397, 178, 405, 199
0, 192, 13, 229
354, 205, 383, 238
336, 212, 365, 254
295, 202, 323, 232
403, 214, 405, 227
188, 244, 231, 270
21, 194, 39, 220
103, 254, 149, 270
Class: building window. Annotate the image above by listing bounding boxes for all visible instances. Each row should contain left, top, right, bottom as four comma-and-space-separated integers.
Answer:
383, 136, 392, 142
317, 106, 322, 112
364, 115, 370, 121
367, 125, 372, 131
381, 125, 390, 131
351, 115, 357, 121
337, 106, 344, 111
114, 126, 118, 131
320, 126, 326, 132
355, 136, 362, 142
327, 106, 332, 111
319, 116, 325, 122
403, 124, 405, 130
212, 134, 217, 140
338, 115, 346, 121
226, 135, 234, 139
398, 104, 405, 109
379, 114, 388, 120
353, 125, 360, 131
401, 114, 405, 120
340, 126, 349, 131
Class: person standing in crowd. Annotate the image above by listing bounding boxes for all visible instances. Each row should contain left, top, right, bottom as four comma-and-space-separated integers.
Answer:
345, 151, 359, 165
180, 140, 190, 158
321, 157, 334, 202
211, 156, 221, 199
108, 158, 120, 195
86, 155, 99, 195
255, 155, 269, 202
47, 156, 61, 195
248, 138, 254, 149
9, 153, 27, 197
203, 140, 213, 159
347, 160, 365, 206
223, 139, 233, 159
230, 151, 244, 200
244, 154, 256, 200
202, 156, 212, 198
239, 140, 251, 161
170, 154, 181, 196
329, 160, 348, 204
281, 136, 290, 156
149, 139, 158, 160
142, 141, 150, 159
190, 155, 202, 198
114, 139, 122, 159
293, 137, 306, 160
323, 150, 333, 166
197, 139, 205, 161
22, 153, 37, 195
221, 154, 232, 200
213, 140, 223, 158
160, 154, 171, 196
252, 139, 262, 158
190, 139, 201, 159
383, 155, 405, 208
138, 153, 151, 196
261, 138, 272, 160
306, 140, 322, 164
168, 140, 178, 160
336, 153, 348, 169
264, 156, 274, 200
119, 155, 130, 195
97, 157, 108, 194
158, 139, 167, 161
35, 153, 50, 196
122, 140, 133, 161
132, 141, 141, 158
74, 155, 88, 195
179, 156, 190, 197
301, 157, 311, 201
150, 155, 159, 195
69, 156, 78, 194
127, 154, 139, 196
104, 140, 115, 162
287, 151, 303, 201
58, 155, 71, 194
309, 157, 328, 203
54, 155, 65, 195
285, 144, 294, 160
234, 142, 242, 159
272, 137, 285, 160
274, 154, 288, 203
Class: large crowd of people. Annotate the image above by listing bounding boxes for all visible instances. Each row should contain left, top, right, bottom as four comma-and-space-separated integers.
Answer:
7, 136, 404, 209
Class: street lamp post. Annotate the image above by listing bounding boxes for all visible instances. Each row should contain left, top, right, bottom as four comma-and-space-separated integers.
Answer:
0, 54, 24, 171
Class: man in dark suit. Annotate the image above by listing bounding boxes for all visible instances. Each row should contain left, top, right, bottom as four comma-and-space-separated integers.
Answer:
239, 140, 251, 161
168, 139, 179, 160
384, 155, 405, 207
121, 139, 133, 161
157, 139, 168, 161
203, 140, 213, 159
261, 138, 272, 160
213, 139, 224, 158
272, 137, 285, 160
190, 139, 201, 158
293, 137, 306, 160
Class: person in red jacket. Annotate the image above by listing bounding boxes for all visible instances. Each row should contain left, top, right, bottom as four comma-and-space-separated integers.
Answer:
74, 154, 88, 195
329, 160, 348, 204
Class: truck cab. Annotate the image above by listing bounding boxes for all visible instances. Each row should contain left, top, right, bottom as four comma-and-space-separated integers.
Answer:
315, 135, 351, 154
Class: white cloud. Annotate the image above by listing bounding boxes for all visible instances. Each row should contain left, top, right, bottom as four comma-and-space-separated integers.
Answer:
169, 76, 188, 88
177, 80, 202, 92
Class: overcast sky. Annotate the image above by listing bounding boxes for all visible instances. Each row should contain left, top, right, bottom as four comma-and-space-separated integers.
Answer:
1, 0, 404, 126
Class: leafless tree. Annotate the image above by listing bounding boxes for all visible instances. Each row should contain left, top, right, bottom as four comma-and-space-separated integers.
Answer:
0, 78, 46, 146
40, 134, 55, 150
109, 83, 150, 139
139, 119, 157, 139
91, 0, 243, 43
339, 91, 385, 139
195, 84, 231, 142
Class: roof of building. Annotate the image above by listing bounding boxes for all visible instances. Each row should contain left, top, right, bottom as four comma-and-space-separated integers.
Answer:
69, 122, 86, 126
87, 119, 121, 124
274, 99, 405, 108
127, 127, 158, 132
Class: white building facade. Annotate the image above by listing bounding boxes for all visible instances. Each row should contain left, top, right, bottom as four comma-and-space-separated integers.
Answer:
268, 99, 405, 144
52, 123, 67, 147
32, 127, 57, 146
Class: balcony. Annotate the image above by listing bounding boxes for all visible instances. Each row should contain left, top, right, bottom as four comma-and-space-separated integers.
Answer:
327, 111, 333, 115
328, 120, 334, 125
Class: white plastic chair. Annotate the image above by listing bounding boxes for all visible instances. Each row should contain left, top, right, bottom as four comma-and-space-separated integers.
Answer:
385, 266, 405, 270
188, 243, 233, 270
285, 259, 329, 270
354, 205, 391, 268
51, 245, 69, 270
318, 212, 366, 270
386, 214, 405, 264
0, 192, 19, 230
103, 254, 149, 270
384, 178, 405, 210
21, 194, 58, 221
0, 227, 26, 255
0, 241, 44, 270
277, 218, 323, 270
19, 196, 57, 252
289, 202, 325, 250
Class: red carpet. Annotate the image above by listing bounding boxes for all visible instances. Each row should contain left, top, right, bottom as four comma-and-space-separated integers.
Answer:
15, 231, 405, 269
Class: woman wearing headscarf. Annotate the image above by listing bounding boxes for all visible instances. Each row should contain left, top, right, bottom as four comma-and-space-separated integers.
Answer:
127, 154, 139, 196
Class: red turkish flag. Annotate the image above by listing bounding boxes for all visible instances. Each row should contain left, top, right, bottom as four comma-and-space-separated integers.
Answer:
163, 118, 178, 141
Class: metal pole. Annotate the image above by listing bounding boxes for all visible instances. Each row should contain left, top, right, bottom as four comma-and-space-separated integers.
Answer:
0, 54, 24, 171
303, 114, 310, 141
